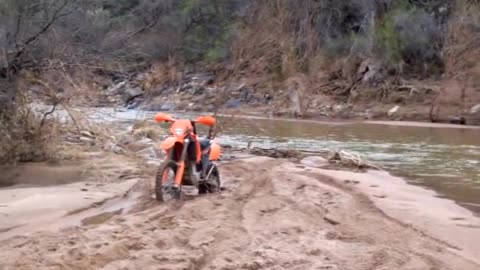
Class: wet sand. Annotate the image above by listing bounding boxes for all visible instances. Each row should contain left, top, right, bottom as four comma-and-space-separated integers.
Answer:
1, 157, 479, 269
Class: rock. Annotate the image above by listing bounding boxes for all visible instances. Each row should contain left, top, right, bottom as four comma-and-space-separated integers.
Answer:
205, 105, 215, 112
300, 156, 329, 168
107, 81, 127, 95
137, 138, 153, 145
132, 126, 164, 140
250, 147, 301, 159
364, 109, 373, 120
264, 93, 273, 104
225, 99, 242, 108
204, 87, 217, 99
438, 6, 448, 14
146, 160, 161, 167
239, 87, 253, 102
122, 87, 143, 103
126, 98, 143, 110
135, 147, 158, 160
79, 136, 95, 144
449, 116, 466, 125
143, 101, 176, 111
161, 102, 176, 111
236, 83, 246, 92
333, 105, 344, 113
470, 104, 480, 115
113, 146, 124, 155
324, 216, 340, 225
80, 130, 95, 138
190, 73, 215, 85
388, 105, 400, 117
191, 85, 206, 95
104, 141, 125, 154
357, 59, 382, 84
191, 105, 203, 112
289, 90, 303, 116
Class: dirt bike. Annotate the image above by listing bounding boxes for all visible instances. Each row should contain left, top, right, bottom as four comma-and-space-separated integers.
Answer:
153, 113, 221, 202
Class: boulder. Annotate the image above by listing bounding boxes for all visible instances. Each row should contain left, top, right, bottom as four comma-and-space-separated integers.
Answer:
264, 93, 273, 104
126, 98, 143, 110
357, 59, 382, 84
142, 101, 176, 111
470, 104, 480, 115
388, 105, 400, 117
107, 81, 127, 95
122, 87, 143, 103
137, 138, 153, 145
301, 156, 329, 168
146, 160, 162, 167
333, 104, 344, 113
289, 89, 303, 116
236, 83, 247, 92
135, 147, 158, 160
190, 85, 206, 95
79, 136, 95, 144
239, 87, 254, 103
190, 73, 215, 85
80, 130, 95, 138
103, 141, 125, 154
225, 99, 242, 108
449, 116, 466, 125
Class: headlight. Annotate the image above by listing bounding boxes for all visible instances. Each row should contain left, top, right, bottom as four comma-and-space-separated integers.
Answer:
174, 128, 184, 136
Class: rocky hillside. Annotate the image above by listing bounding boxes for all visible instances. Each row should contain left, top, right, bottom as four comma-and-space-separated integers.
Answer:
87, 0, 480, 123
1, 0, 480, 164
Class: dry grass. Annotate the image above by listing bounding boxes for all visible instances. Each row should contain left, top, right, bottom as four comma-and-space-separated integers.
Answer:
131, 120, 165, 140
141, 61, 183, 96
0, 68, 115, 165
0, 104, 61, 164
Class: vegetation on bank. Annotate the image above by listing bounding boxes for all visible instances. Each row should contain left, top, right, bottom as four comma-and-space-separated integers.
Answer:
0, 0, 479, 164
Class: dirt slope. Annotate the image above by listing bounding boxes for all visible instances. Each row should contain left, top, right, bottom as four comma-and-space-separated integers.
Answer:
1, 157, 478, 270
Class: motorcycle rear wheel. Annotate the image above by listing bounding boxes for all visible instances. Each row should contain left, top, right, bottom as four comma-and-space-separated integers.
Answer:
199, 164, 221, 195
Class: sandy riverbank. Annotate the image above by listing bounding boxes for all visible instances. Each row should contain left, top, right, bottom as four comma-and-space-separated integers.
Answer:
0, 155, 479, 269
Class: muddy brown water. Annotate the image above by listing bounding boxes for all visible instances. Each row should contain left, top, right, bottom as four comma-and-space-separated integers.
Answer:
43, 107, 480, 213
218, 117, 480, 213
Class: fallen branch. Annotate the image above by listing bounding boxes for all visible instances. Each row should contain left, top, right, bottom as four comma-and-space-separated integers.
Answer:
327, 149, 383, 170
247, 147, 382, 170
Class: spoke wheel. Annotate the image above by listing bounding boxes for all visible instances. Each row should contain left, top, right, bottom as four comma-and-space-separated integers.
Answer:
155, 161, 183, 202
199, 164, 221, 194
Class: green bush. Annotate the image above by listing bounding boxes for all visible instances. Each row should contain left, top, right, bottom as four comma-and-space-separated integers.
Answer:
375, 1, 412, 68
375, 0, 443, 74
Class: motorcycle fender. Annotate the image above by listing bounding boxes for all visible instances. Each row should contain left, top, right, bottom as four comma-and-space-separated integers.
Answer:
209, 142, 221, 161
161, 137, 183, 151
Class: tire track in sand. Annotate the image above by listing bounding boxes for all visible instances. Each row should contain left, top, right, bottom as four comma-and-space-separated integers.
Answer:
0, 157, 479, 270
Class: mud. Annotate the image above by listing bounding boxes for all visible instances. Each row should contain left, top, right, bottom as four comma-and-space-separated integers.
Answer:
1, 157, 479, 270
0, 162, 87, 187
0, 151, 145, 241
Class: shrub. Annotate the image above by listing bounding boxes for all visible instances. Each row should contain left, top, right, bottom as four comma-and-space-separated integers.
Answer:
376, 0, 444, 75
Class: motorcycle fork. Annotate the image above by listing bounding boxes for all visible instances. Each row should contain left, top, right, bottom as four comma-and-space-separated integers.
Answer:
174, 139, 190, 187
161, 140, 189, 187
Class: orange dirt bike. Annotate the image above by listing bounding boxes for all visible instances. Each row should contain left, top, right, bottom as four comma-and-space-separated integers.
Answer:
154, 113, 221, 201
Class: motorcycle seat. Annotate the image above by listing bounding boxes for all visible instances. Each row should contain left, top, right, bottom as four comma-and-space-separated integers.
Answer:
199, 138, 212, 151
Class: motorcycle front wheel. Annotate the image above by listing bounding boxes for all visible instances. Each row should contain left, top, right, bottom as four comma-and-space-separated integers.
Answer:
155, 160, 183, 202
